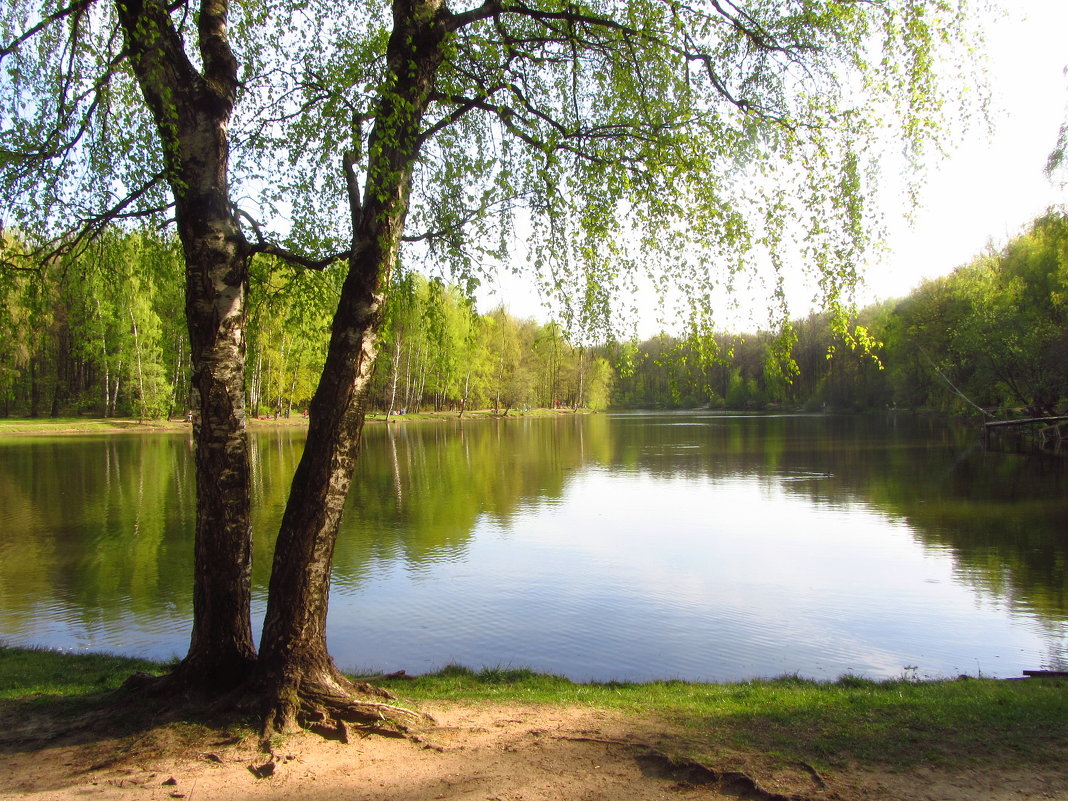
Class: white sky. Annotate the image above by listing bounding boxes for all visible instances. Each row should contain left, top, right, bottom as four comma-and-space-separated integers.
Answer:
477, 1, 1068, 336
860, 0, 1068, 305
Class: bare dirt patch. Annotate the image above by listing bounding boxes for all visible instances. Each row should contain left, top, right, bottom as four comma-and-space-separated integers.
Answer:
2, 702, 1066, 801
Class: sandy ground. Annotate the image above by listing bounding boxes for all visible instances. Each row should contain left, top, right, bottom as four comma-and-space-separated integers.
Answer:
3, 702, 1068, 801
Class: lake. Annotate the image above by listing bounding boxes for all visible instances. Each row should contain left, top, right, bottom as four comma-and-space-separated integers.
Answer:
1, 412, 1065, 682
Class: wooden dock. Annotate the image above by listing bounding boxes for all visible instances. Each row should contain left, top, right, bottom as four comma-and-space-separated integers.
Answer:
983, 416, 1068, 452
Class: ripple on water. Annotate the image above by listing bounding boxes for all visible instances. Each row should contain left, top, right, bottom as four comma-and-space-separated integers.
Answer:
3, 599, 192, 660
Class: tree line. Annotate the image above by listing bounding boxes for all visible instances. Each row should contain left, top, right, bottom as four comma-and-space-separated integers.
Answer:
0, 230, 612, 419
0, 230, 186, 420
4, 211, 1065, 421
613, 212, 1068, 417
368, 276, 613, 416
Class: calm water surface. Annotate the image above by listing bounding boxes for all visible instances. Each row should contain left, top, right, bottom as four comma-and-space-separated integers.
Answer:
1, 413, 1065, 681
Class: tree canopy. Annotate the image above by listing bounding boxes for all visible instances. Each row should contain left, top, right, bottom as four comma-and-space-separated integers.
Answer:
3, 0, 979, 330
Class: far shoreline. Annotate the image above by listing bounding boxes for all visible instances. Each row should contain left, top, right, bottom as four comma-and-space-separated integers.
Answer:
0, 407, 591, 437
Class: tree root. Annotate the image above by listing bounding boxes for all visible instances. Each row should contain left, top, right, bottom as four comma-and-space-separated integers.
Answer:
298, 689, 431, 739
121, 664, 431, 746
260, 671, 433, 744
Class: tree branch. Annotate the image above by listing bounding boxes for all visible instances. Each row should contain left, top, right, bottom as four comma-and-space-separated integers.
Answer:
445, 0, 809, 127
446, 0, 502, 31
198, 0, 239, 100
237, 209, 350, 270
401, 194, 523, 243
251, 243, 351, 271
419, 87, 505, 144
21, 47, 130, 178
0, 252, 44, 274
33, 171, 171, 263
0, 0, 95, 60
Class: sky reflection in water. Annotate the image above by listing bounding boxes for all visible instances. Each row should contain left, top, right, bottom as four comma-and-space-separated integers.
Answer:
331, 464, 1053, 681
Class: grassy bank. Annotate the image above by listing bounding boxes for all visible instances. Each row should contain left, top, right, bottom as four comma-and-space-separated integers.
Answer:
381, 666, 1068, 770
0, 645, 161, 698
0, 417, 193, 435
3, 646, 1065, 773
0, 407, 586, 436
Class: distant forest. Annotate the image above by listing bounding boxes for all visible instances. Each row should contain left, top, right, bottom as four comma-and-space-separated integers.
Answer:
2, 212, 1066, 419
617, 213, 1068, 417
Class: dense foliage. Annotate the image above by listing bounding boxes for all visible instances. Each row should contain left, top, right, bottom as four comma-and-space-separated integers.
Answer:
0, 0, 978, 335
0, 230, 612, 417
0, 230, 185, 419
369, 282, 613, 415
613, 212, 1068, 415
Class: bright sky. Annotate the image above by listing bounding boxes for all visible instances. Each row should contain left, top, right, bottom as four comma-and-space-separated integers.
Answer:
478, 1, 1068, 336
861, 0, 1068, 306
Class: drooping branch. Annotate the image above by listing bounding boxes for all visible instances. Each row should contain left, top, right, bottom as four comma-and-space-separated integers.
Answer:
418, 89, 504, 145
27, 170, 171, 264
0, 251, 45, 274
451, 0, 635, 36
445, 0, 502, 31
443, 0, 841, 133
708, 0, 809, 56
0, 0, 95, 59
240, 88, 333, 146
250, 244, 351, 271
426, 88, 675, 175
401, 193, 524, 243
437, 92, 558, 156
9, 47, 130, 182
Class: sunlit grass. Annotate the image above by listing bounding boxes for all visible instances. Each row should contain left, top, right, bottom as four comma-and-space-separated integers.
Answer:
3, 647, 1064, 771
383, 665, 1068, 769
0, 418, 186, 434
0, 408, 583, 436
0, 644, 162, 699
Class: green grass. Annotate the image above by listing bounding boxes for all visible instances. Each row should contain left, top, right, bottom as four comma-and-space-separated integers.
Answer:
0, 417, 187, 435
0, 408, 584, 436
3, 647, 1065, 772
0, 644, 162, 699
382, 665, 1068, 770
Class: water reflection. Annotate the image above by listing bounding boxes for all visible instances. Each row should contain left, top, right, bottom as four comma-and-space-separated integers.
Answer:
0, 434, 197, 656
0, 413, 1065, 678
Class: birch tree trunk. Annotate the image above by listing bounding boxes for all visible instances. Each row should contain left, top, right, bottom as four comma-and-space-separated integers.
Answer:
116, 0, 256, 689
255, 0, 448, 730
